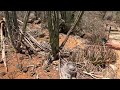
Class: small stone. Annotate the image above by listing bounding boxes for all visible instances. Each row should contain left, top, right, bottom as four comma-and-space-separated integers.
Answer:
22, 67, 28, 73
0, 60, 3, 64
39, 33, 45, 38
28, 18, 35, 23
30, 72, 36, 77
0, 72, 6, 76
34, 19, 41, 24
36, 64, 41, 68
44, 66, 50, 72
45, 36, 49, 39
19, 56, 24, 60
5, 51, 7, 53
16, 64, 23, 71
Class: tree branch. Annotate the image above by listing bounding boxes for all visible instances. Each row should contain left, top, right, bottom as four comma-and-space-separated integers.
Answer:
59, 11, 84, 50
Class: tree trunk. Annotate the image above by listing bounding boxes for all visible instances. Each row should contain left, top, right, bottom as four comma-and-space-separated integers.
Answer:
60, 11, 66, 21
47, 11, 59, 60
4, 11, 21, 52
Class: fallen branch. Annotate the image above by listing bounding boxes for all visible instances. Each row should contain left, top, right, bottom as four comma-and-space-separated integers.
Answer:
23, 36, 36, 52
26, 32, 49, 51
18, 19, 50, 52
83, 71, 99, 79
83, 71, 110, 79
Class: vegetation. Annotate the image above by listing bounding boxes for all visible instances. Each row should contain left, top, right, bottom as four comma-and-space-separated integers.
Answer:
0, 11, 119, 79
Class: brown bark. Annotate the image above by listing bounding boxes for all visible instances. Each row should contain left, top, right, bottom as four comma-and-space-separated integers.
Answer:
48, 11, 59, 60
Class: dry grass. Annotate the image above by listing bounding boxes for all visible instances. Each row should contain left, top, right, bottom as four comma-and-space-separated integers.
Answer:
68, 11, 117, 68
69, 45, 117, 69
84, 45, 117, 67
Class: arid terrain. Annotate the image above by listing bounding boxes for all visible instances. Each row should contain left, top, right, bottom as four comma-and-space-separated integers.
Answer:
1, 11, 120, 79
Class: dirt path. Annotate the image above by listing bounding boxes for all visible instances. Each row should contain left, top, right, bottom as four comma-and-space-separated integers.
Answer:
109, 31, 120, 78
107, 22, 120, 79
114, 50, 120, 78
59, 29, 120, 79
0, 24, 59, 79
59, 34, 85, 49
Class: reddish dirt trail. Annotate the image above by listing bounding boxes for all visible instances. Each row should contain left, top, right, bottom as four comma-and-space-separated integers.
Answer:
59, 34, 85, 49
0, 52, 59, 79
0, 24, 59, 79
107, 21, 120, 78
59, 33, 120, 79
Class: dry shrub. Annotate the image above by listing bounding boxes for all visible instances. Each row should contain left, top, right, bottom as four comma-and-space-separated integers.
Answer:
84, 45, 117, 68
61, 45, 117, 78
83, 12, 107, 44
79, 12, 117, 67
69, 45, 117, 69
87, 29, 108, 45
73, 11, 108, 44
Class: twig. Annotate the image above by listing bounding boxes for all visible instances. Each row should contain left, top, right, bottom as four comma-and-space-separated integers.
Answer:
18, 19, 50, 52
17, 19, 32, 31
83, 71, 100, 79
83, 71, 110, 79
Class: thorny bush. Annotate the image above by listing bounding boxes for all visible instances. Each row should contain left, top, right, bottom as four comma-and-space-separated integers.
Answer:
69, 46, 117, 68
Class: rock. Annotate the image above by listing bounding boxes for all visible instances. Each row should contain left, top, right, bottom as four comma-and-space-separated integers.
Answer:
109, 64, 117, 71
28, 13, 36, 23
38, 55, 42, 58
16, 64, 23, 71
39, 33, 45, 38
45, 36, 49, 39
28, 18, 35, 23
53, 61, 59, 65
0, 72, 6, 76
22, 67, 28, 73
34, 18, 41, 24
0, 60, 3, 64
36, 64, 41, 68
43, 65, 50, 72
29, 30, 45, 38
30, 72, 36, 77
19, 56, 24, 60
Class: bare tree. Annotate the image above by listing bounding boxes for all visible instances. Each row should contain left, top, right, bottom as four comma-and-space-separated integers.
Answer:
47, 11, 59, 63
4, 11, 21, 52
59, 11, 84, 50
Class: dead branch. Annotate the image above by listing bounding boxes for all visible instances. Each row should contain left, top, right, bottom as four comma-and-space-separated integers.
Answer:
83, 71, 110, 79
23, 36, 36, 52
59, 11, 84, 50
26, 32, 50, 51
83, 71, 99, 79
17, 19, 51, 52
